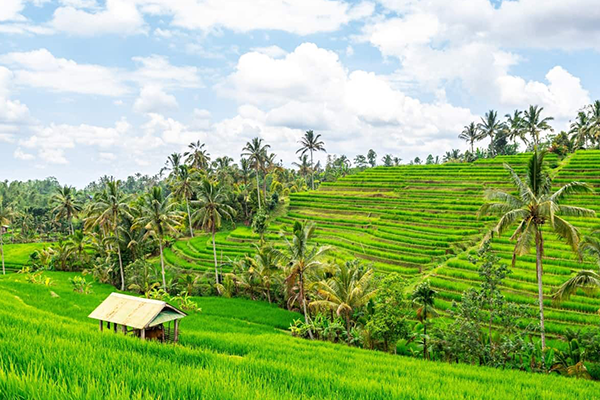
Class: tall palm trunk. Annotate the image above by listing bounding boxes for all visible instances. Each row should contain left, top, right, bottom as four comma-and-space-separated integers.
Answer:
310, 150, 315, 190
1, 231, 4, 275
423, 321, 428, 360
186, 199, 194, 238
212, 230, 219, 284
114, 222, 125, 291
535, 228, 546, 365
256, 168, 261, 209
299, 269, 314, 339
159, 239, 166, 290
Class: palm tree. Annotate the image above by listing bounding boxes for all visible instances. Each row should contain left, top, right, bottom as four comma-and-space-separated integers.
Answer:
587, 100, 600, 147
85, 180, 132, 290
171, 165, 197, 238
459, 122, 479, 153
192, 179, 235, 285
278, 221, 331, 339
241, 243, 281, 303
296, 130, 326, 190
310, 260, 377, 334
411, 280, 437, 360
504, 110, 527, 147
478, 149, 595, 358
293, 154, 312, 181
477, 110, 503, 157
184, 141, 211, 171
523, 105, 554, 147
51, 185, 81, 235
242, 137, 270, 209
134, 187, 183, 289
554, 232, 600, 301
569, 111, 591, 149
161, 152, 183, 178
0, 204, 13, 275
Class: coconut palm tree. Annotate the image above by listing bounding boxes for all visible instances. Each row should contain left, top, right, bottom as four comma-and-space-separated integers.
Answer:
504, 110, 527, 147
239, 243, 281, 303
85, 180, 132, 290
278, 221, 331, 339
310, 260, 377, 334
0, 204, 13, 275
161, 152, 183, 178
184, 141, 211, 171
297, 130, 326, 190
51, 185, 82, 235
459, 122, 479, 153
242, 137, 270, 209
134, 187, 183, 290
569, 111, 592, 149
587, 100, 600, 147
293, 154, 312, 182
478, 149, 595, 358
554, 232, 600, 301
171, 165, 197, 238
523, 105, 554, 147
411, 280, 437, 360
477, 110, 503, 157
192, 179, 235, 285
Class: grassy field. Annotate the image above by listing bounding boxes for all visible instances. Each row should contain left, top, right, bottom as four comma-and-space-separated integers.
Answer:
1, 243, 49, 271
1, 271, 599, 399
162, 150, 600, 334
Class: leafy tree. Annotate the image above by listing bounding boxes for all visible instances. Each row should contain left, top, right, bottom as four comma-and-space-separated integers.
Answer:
354, 154, 368, 168
238, 243, 281, 303
381, 154, 394, 167
459, 122, 479, 153
85, 180, 132, 291
367, 149, 377, 167
504, 110, 527, 147
278, 221, 331, 339
251, 209, 269, 243
51, 185, 82, 235
413, 157, 421, 165
293, 154, 312, 182
134, 187, 183, 289
477, 110, 503, 157
411, 280, 437, 360
587, 100, 600, 146
569, 111, 592, 149
296, 130, 326, 190
364, 273, 408, 353
523, 105, 554, 148
478, 149, 595, 359
193, 179, 235, 285
242, 137, 270, 209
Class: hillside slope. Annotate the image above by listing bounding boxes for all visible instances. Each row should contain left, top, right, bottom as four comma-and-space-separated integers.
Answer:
165, 151, 600, 331
0, 272, 598, 399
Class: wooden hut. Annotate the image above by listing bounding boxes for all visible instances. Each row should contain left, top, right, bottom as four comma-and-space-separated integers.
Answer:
88, 293, 186, 342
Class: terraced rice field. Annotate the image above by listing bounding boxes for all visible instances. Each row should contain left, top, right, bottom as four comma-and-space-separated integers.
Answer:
1, 243, 49, 272
165, 151, 600, 332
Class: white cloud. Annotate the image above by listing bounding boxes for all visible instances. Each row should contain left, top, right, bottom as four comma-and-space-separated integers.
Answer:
13, 147, 34, 160
250, 46, 288, 58
219, 42, 475, 159
141, 113, 205, 145
131, 55, 203, 89
0, 49, 128, 96
51, 0, 146, 36
0, 0, 25, 22
99, 152, 116, 162
0, 66, 30, 124
133, 85, 178, 113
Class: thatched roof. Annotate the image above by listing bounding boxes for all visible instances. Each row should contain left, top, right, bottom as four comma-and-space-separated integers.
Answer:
88, 293, 186, 329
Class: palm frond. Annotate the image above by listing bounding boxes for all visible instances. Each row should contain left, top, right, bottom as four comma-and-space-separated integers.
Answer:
553, 270, 600, 301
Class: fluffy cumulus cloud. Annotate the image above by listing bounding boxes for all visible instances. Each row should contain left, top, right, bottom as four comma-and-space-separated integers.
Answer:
219, 43, 474, 160
0, 66, 29, 124
0, 0, 25, 22
133, 86, 178, 113
360, 0, 593, 119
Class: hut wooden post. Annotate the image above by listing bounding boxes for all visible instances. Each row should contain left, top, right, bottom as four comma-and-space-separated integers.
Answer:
140, 329, 146, 340
99, 320, 103, 331
113, 323, 117, 333
174, 320, 180, 343
107, 321, 111, 329
122, 325, 127, 334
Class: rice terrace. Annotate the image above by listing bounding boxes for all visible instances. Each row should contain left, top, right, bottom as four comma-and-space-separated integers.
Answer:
2, 1, 600, 399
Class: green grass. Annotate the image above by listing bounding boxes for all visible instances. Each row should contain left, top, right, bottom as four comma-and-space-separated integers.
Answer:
1, 272, 599, 399
1, 243, 49, 270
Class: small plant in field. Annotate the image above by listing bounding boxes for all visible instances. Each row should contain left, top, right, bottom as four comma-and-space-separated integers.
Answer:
172, 291, 201, 313
70, 276, 93, 294
146, 287, 170, 301
25, 271, 54, 286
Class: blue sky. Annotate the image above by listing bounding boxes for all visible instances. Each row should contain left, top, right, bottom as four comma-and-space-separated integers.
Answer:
0, 0, 598, 187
